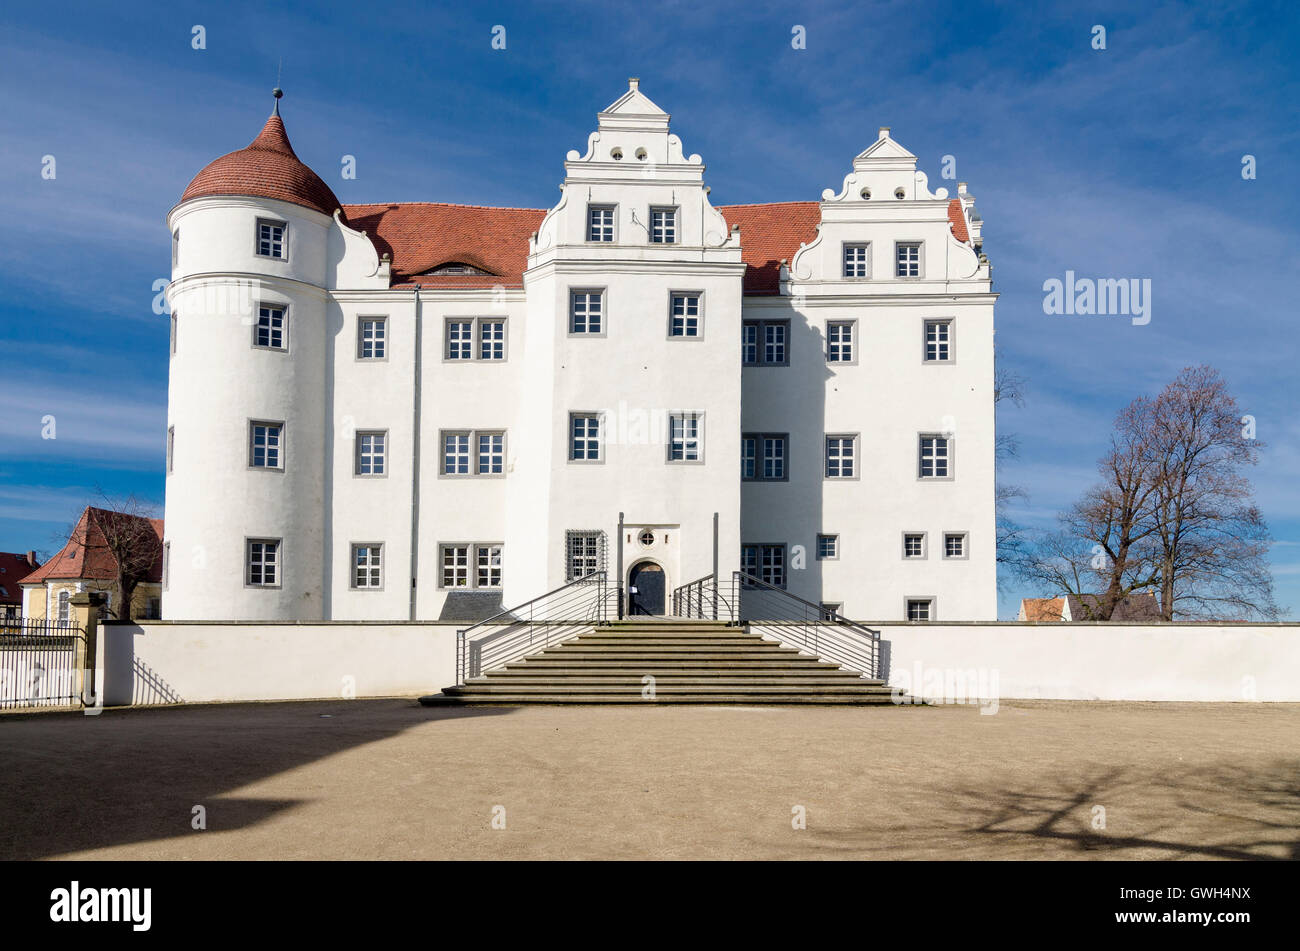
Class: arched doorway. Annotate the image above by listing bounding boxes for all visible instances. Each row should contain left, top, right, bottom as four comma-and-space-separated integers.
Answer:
628, 561, 666, 616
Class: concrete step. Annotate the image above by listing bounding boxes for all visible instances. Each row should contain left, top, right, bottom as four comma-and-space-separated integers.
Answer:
464, 676, 884, 687
424, 693, 900, 705
506, 658, 844, 669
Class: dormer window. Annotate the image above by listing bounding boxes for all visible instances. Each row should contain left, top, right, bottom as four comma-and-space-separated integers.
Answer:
588, 205, 616, 242
427, 262, 491, 275
256, 219, 286, 259
650, 207, 677, 244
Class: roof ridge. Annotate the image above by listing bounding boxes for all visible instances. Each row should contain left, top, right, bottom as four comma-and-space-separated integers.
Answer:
343, 201, 548, 212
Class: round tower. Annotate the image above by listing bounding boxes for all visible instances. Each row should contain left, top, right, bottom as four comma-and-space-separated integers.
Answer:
163, 90, 335, 620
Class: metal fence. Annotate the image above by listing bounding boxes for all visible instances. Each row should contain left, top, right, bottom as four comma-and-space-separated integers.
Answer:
0, 618, 85, 709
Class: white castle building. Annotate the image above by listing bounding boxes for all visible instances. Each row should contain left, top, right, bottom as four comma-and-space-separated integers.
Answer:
162, 81, 997, 623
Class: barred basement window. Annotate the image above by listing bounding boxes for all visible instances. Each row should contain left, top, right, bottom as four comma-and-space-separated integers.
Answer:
565, 530, 606, 581
352, 544, 383, 589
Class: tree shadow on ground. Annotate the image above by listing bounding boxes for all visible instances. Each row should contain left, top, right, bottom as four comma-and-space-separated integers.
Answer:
0, 699, 513, 859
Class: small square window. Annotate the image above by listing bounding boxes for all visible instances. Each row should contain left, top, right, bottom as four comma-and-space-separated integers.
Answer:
570, 290, 603, 334
358, 318, 386, 359
817, 534, 838, 560
825, 435, 856, 478
919, 435, 951, 479
896, 242, 921, 278
256, 219, 286, 259
924, 319, 953, 362
254, 304, 287, 350
247, 539, 280, 587
356, 431, 387, 476
906, 598, 933, 621
843, 243, 870, 278
827, 321, 855, 363
668, 414, 702, 462
352, 544, 383, 589
650, 207, 677, 244
588, 205, 615, 242
669, 293, 701, 337
903, 533, 926, 559
570, 414, 602, 461
249, 421, 283, 469
944, 533, 967, 559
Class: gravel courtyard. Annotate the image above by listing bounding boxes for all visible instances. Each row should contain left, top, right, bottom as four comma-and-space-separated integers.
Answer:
1, 699, 1296, 860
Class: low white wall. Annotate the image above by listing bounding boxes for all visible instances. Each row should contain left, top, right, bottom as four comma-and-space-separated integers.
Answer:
877, 622, 1300, 702
100, 622, 458, 706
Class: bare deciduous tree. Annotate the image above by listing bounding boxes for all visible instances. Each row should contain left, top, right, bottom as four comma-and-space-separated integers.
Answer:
63, 492, 162, 622
994, 354, 1029, 583
1017, 366, 1280, 621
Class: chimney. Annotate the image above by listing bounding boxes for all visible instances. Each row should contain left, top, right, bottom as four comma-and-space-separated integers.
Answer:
25, 551, 37, 568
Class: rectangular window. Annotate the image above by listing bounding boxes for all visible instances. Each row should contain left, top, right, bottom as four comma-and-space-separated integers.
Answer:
570, 414, 602, 461
896, 242, 922, 278
249, 421, 283, 469
924, 319, 953, 362
476, 544, 503, 589
906, 598, 934, 621
170, 314, 178, 355
570, 290, 603, 334
256, 219, 286, 259
669, 293, 701, 337
446, 320, 473, 360
57, 590, 71, 622
163, 541, 171, 590
650, 207, 677, 244
587, 205, 615, 242
742, 320, 789, 366
903, 533, 926, 559
479, 320, 506, 360
843, 242, 870, 278
254, 304, 286, 350
668, 413, 702, 462
352, 544, 383, 589
565, 530, 605, 581
477, 432, 505, 474
817, 534, 838, 560
827, 321, 855, 363
741, 433, 787, 481
944, 533, 967, 559
440, 545, 469, 588
442, 432, 470, 474
439, 543, 502, 589
741, 544, 786, 588
919, 435, 951, 479
356, 431, 387, 476
358, 318, 386, 359
166, 425, 175, 474
825, 435, 857, 479
246, 539, 280, 587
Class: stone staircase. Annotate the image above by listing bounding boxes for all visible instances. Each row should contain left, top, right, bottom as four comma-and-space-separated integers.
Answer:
420, 618, 899, 705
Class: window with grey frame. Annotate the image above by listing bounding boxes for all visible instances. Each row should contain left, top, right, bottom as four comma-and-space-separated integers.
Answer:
919, 435, 951, 478
826, 321, 855, 363
570, 290, 603, 334
817, 534, 838, 560
587, 204, 615, 242
352, 544, 383, 589
569, 414, 602, 461
650, 206, 677, 244
441, 430, 503, 475
246, 538, 280, 586
741, 543, 786, 588
742, 319, 788, 366
742, 433, 787, 481
896, 241, 921, 277
565, 530, 607, 581
358, 318, 386, 359
355, 431, 387, 476
924, 319, 953, 362
256, 219, 286, 259
669, 293, 701, 337
254, 304, 287, 350
825, 435, 856, 478
668, 414, 702, 462
843, 242, 870, 278
249, 421, 283, 469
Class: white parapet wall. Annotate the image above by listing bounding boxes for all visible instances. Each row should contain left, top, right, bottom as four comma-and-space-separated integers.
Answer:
99, 622, 458, 706
877, 622, 1300, 703
94, 620, 1300, 707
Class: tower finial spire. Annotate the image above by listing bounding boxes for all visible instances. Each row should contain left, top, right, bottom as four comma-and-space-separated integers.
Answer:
272, 85, 283, 117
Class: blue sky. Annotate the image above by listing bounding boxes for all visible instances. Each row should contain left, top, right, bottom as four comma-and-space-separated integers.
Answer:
1, 0, 1296, 618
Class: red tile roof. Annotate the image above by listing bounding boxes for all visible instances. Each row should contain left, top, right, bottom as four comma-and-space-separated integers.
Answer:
338, 197, 974, 295
182, 114, 342, 217
20, 508, 163, 586
0, 552, 40, 605
947, 198, 970, 243
343, 203, 547, 287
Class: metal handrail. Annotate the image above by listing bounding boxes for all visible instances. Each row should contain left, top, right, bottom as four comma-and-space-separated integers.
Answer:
455, 571, 614, 683
670, 573, 736, 622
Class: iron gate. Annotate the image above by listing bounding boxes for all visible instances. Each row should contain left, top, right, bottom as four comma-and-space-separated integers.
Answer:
0, 618, 85, 709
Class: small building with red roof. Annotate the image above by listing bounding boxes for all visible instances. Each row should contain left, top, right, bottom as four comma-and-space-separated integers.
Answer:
19, 507, 164, 623
163, 80, 994, 624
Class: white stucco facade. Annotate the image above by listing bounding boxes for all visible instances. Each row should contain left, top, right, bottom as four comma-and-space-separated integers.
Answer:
162, 81, 997, 623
